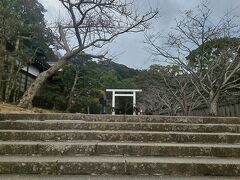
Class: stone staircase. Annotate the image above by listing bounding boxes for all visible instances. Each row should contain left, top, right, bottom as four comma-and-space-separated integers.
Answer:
0, 113, 240, 177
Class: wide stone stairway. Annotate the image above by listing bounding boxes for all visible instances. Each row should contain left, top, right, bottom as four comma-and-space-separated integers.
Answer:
0, 114, 240, 178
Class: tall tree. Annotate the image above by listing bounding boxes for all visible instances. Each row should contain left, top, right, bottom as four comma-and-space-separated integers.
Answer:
0, 0, 54, 102
187, 37, 240, 115
18, 0, 158, 108
0, 0, 24, 101
61, 55, 97, 112
146, 1, 240, 116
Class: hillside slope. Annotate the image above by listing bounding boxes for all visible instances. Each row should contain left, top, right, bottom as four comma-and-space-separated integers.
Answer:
0, 103, 56, 114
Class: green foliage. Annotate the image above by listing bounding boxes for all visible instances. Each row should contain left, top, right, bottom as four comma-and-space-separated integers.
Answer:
187, 37, 240, 70
0, 0, 55, 102
0, 0, 54, 62
186, 37, 240, 112
149, 64, 183, 76
34, 82, 67, 110
0, 0, 24, 42
39, 57, 140, 113
99, 61, 139, 80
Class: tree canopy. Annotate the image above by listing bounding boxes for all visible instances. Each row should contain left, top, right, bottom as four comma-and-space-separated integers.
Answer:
0, 0, 55, 102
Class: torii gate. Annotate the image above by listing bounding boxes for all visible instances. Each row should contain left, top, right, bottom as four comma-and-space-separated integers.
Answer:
106, 89, 142, 115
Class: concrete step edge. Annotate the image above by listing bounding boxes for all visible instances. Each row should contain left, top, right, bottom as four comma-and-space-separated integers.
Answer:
1, 114, 240, 124
1, 175, 239, 180
2, 120, 240, 126
0, 155, 240, 164
1, 129, 240, 135
1, 141, 240, 148
2, 121, 240, 127
2, 119, 240, 124
1, 156, 240, 176
1, 141, 240, 158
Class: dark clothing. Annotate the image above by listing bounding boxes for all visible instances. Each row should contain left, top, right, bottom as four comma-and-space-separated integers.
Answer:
99, 97, 107, 114
99, 97, 107, 106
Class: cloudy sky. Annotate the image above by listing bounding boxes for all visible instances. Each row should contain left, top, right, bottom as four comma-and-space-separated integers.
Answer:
39, 0, 240, 69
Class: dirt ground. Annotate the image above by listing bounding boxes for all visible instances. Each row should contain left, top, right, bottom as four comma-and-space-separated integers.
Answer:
0, 102, 55, 114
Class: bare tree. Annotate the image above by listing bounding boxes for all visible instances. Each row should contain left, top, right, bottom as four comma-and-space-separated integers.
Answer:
146, 1, 240, 116
147, 65, 202, 116
161, 74, 203, 116
137, 87, 166, 115
18, 0, 158, 108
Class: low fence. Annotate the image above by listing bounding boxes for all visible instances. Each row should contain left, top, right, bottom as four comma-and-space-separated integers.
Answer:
184, 103, 240, 117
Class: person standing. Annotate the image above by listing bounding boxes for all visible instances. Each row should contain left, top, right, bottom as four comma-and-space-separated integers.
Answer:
99, 95, 107, 114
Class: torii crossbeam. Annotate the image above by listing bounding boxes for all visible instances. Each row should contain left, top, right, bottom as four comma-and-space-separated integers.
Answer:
106, 89, 142, 115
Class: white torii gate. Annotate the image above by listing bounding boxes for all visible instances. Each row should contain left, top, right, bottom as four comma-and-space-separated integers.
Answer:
106, 89, 142, 115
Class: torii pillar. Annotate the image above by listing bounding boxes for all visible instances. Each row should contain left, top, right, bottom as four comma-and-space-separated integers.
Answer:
106, 89, 142, 115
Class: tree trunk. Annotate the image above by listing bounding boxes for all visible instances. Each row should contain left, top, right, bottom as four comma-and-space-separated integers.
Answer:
0, 44, 4, 101
1, 53, 9, 101
18, 59, 68, 108
169, 104, 177, 116
0, 56, 4, 101
209, 91, 220, 116
180, 91, 188, 116
87, 106, 90, 114
66, 70, 79, 112
6, 69, 21, 103
13, 86, 18, 103
11, 65, 23, 103
4, 57, 15, 102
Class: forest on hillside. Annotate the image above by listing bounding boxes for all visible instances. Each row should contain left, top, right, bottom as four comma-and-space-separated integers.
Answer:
0, 0, 239, 116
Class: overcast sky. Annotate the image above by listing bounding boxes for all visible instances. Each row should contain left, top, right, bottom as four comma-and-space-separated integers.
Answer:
39, 0, 240, 69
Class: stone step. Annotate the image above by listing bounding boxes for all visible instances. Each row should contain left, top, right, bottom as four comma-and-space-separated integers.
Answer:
1, 121, 240, 133
1, 175, 239, 180
0, 155, 240, 176
1, 114, 240, 124
0, 130, 240, 143
1, 141, 240, 158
